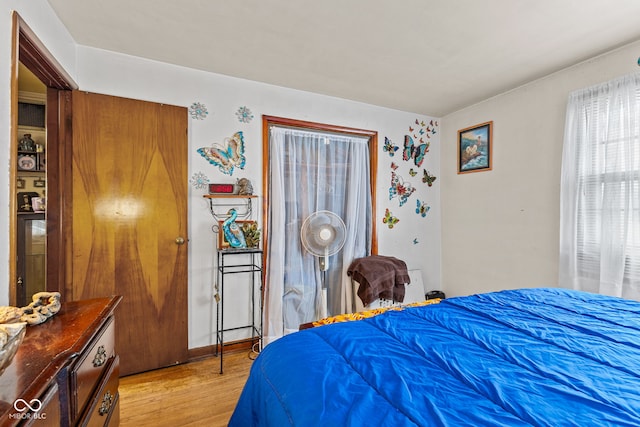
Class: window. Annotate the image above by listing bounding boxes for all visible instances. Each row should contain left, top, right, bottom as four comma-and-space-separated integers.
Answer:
560, 72, 640, 300
261, 116, 377, 341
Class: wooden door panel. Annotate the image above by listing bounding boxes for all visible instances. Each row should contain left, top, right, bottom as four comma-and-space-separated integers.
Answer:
71, 91, 188, 375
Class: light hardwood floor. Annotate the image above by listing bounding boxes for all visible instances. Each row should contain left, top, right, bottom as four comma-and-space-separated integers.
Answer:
119, 350, 255, 426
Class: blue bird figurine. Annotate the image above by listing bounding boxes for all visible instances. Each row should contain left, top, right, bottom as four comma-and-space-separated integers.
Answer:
222, 208, 247, 248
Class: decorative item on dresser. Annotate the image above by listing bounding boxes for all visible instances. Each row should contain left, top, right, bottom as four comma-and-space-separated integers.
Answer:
0, 296, 122, 426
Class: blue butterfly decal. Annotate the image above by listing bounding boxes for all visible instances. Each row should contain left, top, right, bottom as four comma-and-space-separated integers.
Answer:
403, 135, 429, 168
389, 171, 416, 207
416, 199, 430, 217
197, 131, 246, 176
413, 238, 419, 245
383, 137, 399, 157
382, 208, 399, 229
422, 170, 437, 186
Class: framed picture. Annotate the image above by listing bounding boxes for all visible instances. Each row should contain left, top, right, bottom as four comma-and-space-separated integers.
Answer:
16, 177, 25, 189
17, 154, 37, 171
33, 178, 46, 188
457, 121, 493, 174
217, 220, 256, 249
17, 192, 39, 213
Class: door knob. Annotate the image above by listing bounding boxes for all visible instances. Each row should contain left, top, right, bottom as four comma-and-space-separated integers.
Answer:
175, 237, 186, 245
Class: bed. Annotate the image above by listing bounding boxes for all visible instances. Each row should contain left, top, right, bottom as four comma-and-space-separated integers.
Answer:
229, 288, 640, 426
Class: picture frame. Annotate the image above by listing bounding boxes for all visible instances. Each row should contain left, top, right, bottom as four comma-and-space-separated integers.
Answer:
17, 192, 39, 213
457, 121, 493, 174
217, 220, 257, 249
33, 178, 46, 188
16, 177, 25, 189
17, 154, 37, 171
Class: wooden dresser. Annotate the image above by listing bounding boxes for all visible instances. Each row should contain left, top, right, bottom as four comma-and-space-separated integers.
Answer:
0, 296, 122, 426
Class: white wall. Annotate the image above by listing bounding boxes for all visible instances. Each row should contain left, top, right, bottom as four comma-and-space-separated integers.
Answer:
440, 39, 640, 298
0, 1, 441, 349
0, 0, 77, 306
75, 46, 441, 348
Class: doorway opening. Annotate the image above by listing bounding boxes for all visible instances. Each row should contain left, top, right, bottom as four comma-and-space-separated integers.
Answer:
10, 12, 76, 306
15, 65, 47, 306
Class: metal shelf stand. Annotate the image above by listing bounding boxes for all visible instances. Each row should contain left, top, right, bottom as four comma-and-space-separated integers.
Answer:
215, 247, 263, 374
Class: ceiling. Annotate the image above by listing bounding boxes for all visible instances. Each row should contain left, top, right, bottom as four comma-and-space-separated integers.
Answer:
45, 0, 640, 117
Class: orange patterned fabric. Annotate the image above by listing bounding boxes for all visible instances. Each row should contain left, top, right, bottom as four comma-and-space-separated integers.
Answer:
310, 299, 442, 328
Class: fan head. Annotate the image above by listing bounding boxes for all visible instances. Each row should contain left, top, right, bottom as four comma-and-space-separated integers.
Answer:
301, 211, 346, 270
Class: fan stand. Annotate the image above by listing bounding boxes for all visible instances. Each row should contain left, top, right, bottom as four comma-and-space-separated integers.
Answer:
319, 248, 330, 318
318, 246, 330, 271
320, 268, 328, 319
319, 249, 330, 317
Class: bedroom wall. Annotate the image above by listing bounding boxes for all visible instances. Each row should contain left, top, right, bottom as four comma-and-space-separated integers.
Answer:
1, 3, 442, 350
0, 4, 442, 344
0, 1, 77, 306
440, 39, 640, 298
74, 46, 442, 348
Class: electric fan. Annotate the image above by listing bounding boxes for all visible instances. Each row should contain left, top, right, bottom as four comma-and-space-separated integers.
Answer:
300, 210, 347, 271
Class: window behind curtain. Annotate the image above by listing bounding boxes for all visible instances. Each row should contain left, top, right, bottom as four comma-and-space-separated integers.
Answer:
560, 72, 640, 299
262, 117, 377, 342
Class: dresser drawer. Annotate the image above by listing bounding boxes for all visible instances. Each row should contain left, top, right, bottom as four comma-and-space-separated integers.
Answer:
80, 355, 119, 427
72, 316, 115, 419
22, 383, 60, 426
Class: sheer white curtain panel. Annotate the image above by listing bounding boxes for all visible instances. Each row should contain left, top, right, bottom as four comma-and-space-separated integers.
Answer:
559, 71, 640, 300
264, 127, 371, 343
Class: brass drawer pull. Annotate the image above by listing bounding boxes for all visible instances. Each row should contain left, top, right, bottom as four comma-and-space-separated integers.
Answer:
99, 390, 113, 416
92, 345, 107, 367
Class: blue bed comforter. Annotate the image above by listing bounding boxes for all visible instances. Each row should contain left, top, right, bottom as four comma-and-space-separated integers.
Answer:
229, 288, 640, 426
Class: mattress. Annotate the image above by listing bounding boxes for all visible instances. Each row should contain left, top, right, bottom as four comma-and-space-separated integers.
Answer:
229, 288, 640, 426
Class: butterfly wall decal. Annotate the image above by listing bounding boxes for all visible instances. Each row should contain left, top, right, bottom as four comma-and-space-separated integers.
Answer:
197, 131, 246, 176
410, 118, 439, 141
422, 170, 437, 186
416, 199, 430, 217
382, 208, 399, 229
383, 137, 399, 157
403, 135, 429, 167
389, 171, 416, 207
409, 168, 417, 177
413, 238, 419, 245
391, 162, 399, 170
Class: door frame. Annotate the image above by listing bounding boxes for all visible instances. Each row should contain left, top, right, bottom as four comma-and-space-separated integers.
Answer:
10, 12, 77, 304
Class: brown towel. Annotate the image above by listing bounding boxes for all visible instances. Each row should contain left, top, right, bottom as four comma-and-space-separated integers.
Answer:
347, 256, 410, 306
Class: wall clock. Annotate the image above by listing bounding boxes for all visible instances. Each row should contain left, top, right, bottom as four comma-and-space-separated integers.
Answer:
18, 154, 36, 171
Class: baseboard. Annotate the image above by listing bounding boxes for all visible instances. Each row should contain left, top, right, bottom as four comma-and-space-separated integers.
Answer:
187, 338, 259, 362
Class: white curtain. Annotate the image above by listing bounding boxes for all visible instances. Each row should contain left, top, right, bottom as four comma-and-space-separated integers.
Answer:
264, 127, 371, 343
559, 71, 640, 300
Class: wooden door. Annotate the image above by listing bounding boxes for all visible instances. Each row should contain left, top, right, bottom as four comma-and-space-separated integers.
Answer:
70, 91, 188, 375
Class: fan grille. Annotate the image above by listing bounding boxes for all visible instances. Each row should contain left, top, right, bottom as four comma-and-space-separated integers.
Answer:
301, 210, 346, 257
